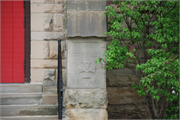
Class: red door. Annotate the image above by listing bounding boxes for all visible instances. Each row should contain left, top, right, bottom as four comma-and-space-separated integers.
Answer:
1, 1, 24, 83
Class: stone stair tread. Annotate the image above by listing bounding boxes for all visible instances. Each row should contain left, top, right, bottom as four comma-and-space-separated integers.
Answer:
0, 115, 58, 120
0, 105, 58, 116
0, 84, 43, 93
0, 105, 58, 106
0, 93, 43, 97
0, 94, 43, 105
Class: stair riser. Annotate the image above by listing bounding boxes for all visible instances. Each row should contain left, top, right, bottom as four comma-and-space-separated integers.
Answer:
0, 106, 58, 116
0, 116, 58, 120
0, 97, 42, 105
0, 85, 42, 93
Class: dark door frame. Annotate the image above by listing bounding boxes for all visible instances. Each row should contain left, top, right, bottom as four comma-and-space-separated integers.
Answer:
24, 1, 30, 83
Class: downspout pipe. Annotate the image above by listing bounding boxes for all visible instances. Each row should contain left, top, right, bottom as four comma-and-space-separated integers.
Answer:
58, 39, 63, 119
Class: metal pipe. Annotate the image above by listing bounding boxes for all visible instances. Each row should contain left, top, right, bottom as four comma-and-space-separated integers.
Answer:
58, 39, 63, 119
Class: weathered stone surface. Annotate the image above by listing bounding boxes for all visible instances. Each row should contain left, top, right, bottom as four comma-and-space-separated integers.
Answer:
55, 69, 67, 86
55, 0, 63, 3
31, 4, 63, 13
43, 94, 57, 105
31, 13, 53, 31
43, 14, 53, 31
65, 89, 107, 109
67, 11, 106, 37
0, 105, 58, 116
107, 72, 140, 87
31, 69, 44, 83
0, 116, 58, 120
107, 68, 138, 76
61, 40, 67, 51
0, 93, 42, 105
31, 41, 49, 58
49, 41, 58, 58
67, 39, 106, 88
54, 14, 64, 32
65, 109, 108, 120
49, 41, 67, 59
61, 40, 67, 59
67, 0, 106, 11
0, 84, 42, 93
43, 69, 56, 86
43, 0, 55, 3
43, 86, 57, 94
31, 32, 64, 40
31, 0, 55, 4
31, 68, 59, 84
31, 13, 43, 31
31, 60, 58, 68
107, 105, 149, 119
107, 87, 147, 105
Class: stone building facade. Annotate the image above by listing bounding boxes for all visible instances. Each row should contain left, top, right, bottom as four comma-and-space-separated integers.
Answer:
0, 0, 149, 119
30, 0, 149, 119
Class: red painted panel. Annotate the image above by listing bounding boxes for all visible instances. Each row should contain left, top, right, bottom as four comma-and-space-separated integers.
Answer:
1, 1, 24, 83
12, 1, 24, 83
1, 1, 13, 83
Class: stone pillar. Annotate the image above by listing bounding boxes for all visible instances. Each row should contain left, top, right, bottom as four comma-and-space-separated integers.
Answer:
64, 0, 108, 119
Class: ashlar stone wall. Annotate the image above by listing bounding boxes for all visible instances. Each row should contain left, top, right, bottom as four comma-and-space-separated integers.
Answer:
30, 0, 67, 105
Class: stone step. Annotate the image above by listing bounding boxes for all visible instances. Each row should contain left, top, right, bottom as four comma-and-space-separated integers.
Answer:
0, 84, 42, 93
43, 94, 58, 105
0, 115, 58, 120
0, 93, 43, 105
0, 105, 58, 116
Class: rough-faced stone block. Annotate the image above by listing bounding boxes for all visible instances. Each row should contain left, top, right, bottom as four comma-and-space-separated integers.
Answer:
43, 69, 56, 86
54, 14, 64, 32
65, 89, 107, 109
67, 39, 106, 88
43, 14, 53, 31
31, 69, 56, 85
49, 41, 58, 58
65, 109, 108, 120
31, 59, 66, 68
107, 105, 149, 119
107, 87, 147, 105
31, 13, 57, 31
55, 0, 63, 3
31, 4, 63, 13
31, 13, 53, 31
31, 41, 49, 58
43, 0, 55, 3
55, 69, 67, 86
106, 68, 137, 76
67, 11, 106, 37
49, 41, 67, 59
31, 32, 64, 40
61, 40, 67, 59
31, 60, 58, 68
107, 71, 140, 87
67, 0, 106, 11
31, 0, 55, 4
